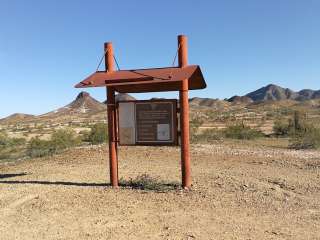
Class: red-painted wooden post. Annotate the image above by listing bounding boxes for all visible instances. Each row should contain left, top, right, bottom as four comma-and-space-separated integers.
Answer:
178, 35, 191, 189
105, 42, 119, 187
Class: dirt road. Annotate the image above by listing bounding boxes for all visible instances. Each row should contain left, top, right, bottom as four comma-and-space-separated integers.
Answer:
0, 143, 319, 239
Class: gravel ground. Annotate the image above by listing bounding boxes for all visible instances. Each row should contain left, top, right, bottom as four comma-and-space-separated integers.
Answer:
0, 143, 319, 240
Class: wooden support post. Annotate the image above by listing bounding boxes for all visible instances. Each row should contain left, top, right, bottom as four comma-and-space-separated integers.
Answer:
105, 42, 118, 187
178, 35, 191, 189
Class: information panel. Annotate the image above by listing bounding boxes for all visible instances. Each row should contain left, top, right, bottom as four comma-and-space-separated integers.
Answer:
118, 102, 135, 145
118, 100, 177, 146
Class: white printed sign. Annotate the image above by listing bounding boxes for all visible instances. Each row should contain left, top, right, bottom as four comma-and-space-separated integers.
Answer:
157, 124, 170, 140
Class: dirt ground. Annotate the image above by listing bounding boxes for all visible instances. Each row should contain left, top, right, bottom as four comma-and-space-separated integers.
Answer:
0, 142, 319, 240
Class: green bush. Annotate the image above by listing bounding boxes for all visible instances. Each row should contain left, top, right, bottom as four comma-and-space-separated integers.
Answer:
88, 123, 108, 144
79, 130, 90, 142
0, 132, 26, 149
27, 137, 53, 158
191, 124, 263, 143
289, 125, 320, 150
0, 132, 9, 149
9, 137, 26, 146
27, 128, 80, 158
51, 128, 80, 151
273, 120, 290, 136
224, 124, 263, 140
272, 110, 320, 149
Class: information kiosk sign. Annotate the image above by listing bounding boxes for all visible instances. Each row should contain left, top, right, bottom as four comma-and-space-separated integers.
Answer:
118, 100, 177, 146
75, 35, 207, 188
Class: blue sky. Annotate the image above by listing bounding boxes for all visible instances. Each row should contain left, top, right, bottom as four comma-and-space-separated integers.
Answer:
0, 0, 319, 118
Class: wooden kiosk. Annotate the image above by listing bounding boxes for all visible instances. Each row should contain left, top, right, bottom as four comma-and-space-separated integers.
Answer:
75, 35, 206, 189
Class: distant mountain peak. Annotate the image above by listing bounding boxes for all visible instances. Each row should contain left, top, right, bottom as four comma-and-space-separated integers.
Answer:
41, 91, 106, 117
265, 83, 281, 88
76, 91, 90, 100
227, 84, 320, 103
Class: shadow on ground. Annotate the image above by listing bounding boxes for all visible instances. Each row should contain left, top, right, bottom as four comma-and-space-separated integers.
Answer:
0, 180, 108, 187
0, 173, 28, 179
0, 175, 181, 192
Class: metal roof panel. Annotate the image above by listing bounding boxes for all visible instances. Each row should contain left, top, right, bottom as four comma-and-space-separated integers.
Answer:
75, 65, 206, 92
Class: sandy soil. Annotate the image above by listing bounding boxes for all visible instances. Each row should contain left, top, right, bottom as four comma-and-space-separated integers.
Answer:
0, 142, 319, 240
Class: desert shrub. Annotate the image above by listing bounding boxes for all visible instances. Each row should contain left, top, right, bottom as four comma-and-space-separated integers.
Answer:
8, 137, 26, 146
273, 120, 290, 136
27, 137, 53, 158
0, 132, 26, 149
0, 132, 9, 149
191, 124, 263, 143
88, 123, 108, 144
289, 125, 320, 150
27, 128, 80, 158
79, 130, 90, 142
50, 128, 80, 151
0, 132, 26, 160
119, 174, 179, 191
288, 110, 307, 135
273, 110, 309, 137
224, 124, 263, 140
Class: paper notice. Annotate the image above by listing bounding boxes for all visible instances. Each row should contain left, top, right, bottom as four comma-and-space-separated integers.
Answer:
157, 124, 170, 140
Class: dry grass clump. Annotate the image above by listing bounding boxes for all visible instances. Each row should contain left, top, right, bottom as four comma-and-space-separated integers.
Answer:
119, 174, 180, 192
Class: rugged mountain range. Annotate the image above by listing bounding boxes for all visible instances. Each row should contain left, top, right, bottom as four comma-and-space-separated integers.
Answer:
229, 84, 320, 102
1, 84, 319, 123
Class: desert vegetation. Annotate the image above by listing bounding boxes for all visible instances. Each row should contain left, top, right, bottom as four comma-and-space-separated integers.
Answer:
273, 110, 320, 149
27, 123, 109, 158
86, 123, 108, 144
27, 128, 81, 158
119, 174, 180, 192
0, 131, 26, 160
2, 111, 319, 162
0, 123, 109, 161
191, 122, 264, 143
1, 90, 320, 163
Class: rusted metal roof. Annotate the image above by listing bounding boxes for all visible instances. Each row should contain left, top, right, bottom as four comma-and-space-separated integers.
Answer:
75, 65, 206, 93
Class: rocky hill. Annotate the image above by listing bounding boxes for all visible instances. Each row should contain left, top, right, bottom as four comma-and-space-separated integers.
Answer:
227, 96, 253, 104
189, 97, 230, 110
230, 84, 320, 102
40, 92, 106, 118
0, 113, 35, 124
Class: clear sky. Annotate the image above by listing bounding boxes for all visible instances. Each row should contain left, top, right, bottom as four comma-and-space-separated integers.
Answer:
0, 0, 319, 118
